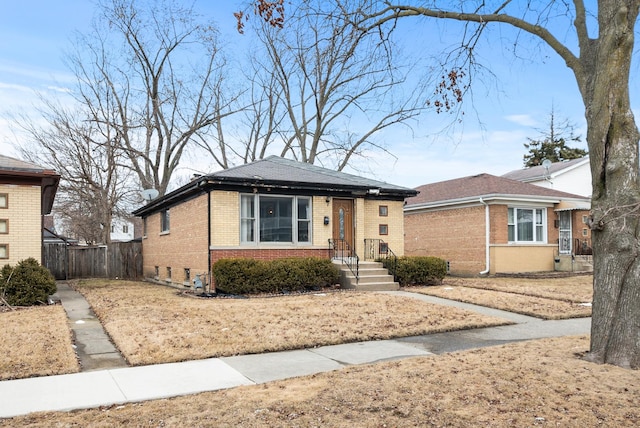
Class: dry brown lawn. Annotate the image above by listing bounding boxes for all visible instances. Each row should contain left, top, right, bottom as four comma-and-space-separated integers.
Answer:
4, 335, 639, 427
409, 275, 593, 320
0, 305, 79, 380
71, 279, 510, 366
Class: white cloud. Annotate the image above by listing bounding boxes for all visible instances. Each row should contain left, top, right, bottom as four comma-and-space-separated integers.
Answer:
504, 114, 538, 127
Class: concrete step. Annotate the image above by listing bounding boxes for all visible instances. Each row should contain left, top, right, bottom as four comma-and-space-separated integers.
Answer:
337, 262, 398, 291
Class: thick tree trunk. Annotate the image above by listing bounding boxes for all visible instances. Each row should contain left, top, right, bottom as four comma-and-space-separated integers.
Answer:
579, 2, 640, 368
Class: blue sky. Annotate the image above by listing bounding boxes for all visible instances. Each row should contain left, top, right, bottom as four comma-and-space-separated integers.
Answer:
0, 1, 605, 189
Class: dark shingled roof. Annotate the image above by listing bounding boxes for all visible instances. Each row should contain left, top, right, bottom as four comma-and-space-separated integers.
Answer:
210, 156, 414, 192
501, 157, 588, 182
0, 154, 51, 172
133, 156, 416, 216
406, 173, 588, 207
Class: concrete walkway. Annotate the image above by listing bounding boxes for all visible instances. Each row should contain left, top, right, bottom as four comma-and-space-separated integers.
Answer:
0, 285, 591, 419
55, 283, 127, 371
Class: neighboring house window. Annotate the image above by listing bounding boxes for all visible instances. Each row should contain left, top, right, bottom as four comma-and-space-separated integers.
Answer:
161, 209, 170, 233
508, 207, 545, 243
582, 215, 588, 224
0, 193, 7, 209
111, 225, 115, 233
379, 205, 388, 216
0, 219, 7, 234
583, 228, 588, 236
0, 244, 7, 259
123, 225, 129, 234
240, 194, 312, 244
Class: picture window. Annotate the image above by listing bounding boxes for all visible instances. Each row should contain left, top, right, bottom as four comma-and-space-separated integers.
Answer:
508, 207, 546, 243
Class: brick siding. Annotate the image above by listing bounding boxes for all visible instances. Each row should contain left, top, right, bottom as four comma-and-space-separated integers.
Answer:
0, 184, 42, 265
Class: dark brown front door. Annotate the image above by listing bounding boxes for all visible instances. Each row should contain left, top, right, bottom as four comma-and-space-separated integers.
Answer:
332, 198, 354, 250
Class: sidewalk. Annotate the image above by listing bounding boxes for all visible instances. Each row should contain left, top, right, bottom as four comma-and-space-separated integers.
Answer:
0, 286, 591, 419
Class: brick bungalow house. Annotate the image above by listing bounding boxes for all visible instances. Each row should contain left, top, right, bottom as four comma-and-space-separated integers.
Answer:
132, 156, 417, 288
0, 155, 60, 266
404, 173, 591, 276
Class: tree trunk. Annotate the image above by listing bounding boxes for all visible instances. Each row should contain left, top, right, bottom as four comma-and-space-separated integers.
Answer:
579, 3, 640, 368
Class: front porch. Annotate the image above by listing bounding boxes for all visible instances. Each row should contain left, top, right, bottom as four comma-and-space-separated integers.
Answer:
330, 238, 399, 291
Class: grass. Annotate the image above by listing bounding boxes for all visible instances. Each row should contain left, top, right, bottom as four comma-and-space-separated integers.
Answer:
4, 335, 640, 427
408, 275, 593, 319
0, 305, 79, 380
70, 279, 510, 365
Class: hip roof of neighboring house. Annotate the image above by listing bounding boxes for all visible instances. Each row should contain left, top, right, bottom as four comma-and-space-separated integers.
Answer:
501, 157, 589, 182
405, 173, 590, 211
133, 156, 417, 216
0, 154, 60, 214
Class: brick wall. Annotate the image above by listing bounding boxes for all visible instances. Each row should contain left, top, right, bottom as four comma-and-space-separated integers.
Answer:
361, 199, 405, 257
142, 193, 209, 285
404, 205, 486, 275
0, 184, 42, 265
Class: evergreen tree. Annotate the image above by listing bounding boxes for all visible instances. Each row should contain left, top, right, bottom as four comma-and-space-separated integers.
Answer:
523, 107, 587, 167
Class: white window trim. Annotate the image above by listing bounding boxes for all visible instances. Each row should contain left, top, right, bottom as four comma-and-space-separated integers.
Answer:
240, 194, 312, 245
508, 207, 547, 244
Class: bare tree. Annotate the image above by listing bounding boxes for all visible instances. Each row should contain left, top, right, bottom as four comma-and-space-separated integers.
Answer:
15, 97, 135, 244
244, 0, 426, 171
69, 0, 240, 196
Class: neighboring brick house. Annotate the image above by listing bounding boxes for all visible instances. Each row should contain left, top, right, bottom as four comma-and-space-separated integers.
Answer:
404, 173, 591, 276
132, 156, 416, 288
502, 157, 592, 256
0, 155, 60, 266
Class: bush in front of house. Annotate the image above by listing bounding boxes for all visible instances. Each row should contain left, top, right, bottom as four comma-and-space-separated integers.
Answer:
0, 258, 57, 306
381, 256, 447, 286
212, 257, 340, 295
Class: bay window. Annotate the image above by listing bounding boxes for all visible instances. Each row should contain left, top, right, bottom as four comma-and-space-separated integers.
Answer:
508, 207, 545, 243
241, 194, 311, 244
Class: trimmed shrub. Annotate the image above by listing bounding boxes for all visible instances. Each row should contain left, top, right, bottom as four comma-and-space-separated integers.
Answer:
212, 257, 340, 295
0, 258, 57, 306
381, 256, 447, 286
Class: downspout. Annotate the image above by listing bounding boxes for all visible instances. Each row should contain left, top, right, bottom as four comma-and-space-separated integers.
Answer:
479, 197, 490, 275
207, 189, 213, 293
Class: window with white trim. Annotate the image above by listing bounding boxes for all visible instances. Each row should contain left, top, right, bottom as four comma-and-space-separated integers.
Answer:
508, 207, 546, 243
240, 194, 311, 244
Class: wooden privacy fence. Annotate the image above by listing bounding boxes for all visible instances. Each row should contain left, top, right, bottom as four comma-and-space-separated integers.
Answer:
44, 242, 142, 280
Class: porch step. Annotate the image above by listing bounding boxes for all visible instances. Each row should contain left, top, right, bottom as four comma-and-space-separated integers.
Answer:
333, 260, 399, 291
555, 255, 593, 272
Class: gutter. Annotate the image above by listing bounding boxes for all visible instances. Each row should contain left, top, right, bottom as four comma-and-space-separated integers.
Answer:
479, 197, 490, 275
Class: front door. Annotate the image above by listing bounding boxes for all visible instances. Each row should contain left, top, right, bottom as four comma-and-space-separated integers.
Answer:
558, 211, 572, 254
332, 198, 354, 251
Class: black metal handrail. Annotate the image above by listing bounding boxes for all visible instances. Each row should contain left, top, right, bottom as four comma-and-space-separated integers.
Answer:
364, 238, 398, 281
328, 239, 359, 283
574, 238, 593, 256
